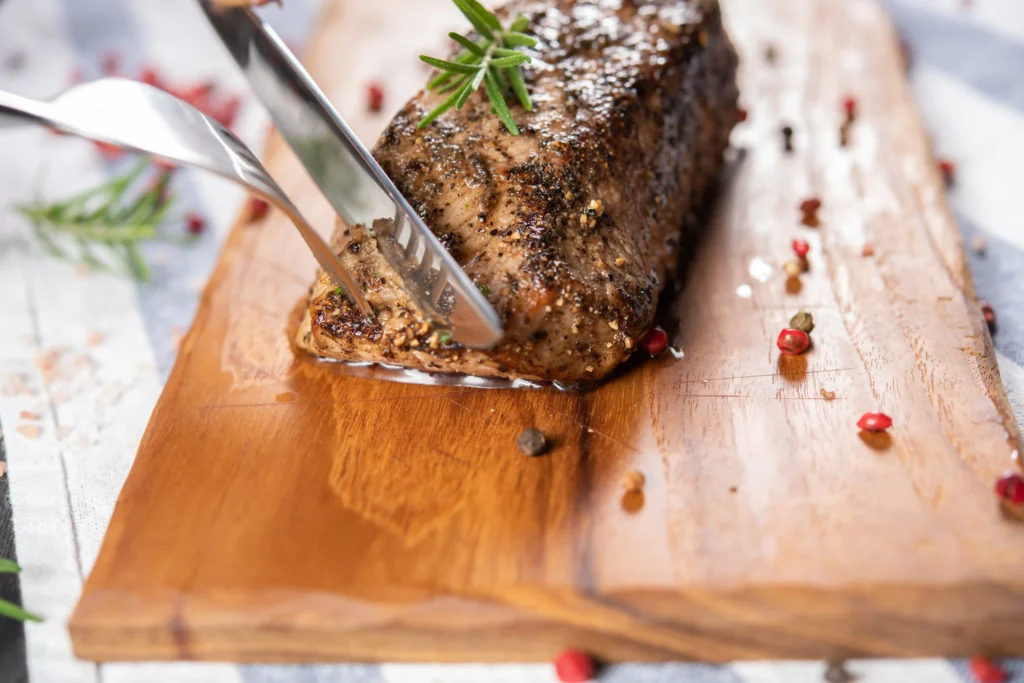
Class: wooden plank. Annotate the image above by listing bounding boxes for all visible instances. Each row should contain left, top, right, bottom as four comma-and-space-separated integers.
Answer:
69, 0, 1024, 663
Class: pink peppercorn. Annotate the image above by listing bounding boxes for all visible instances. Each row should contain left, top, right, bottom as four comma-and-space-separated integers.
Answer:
857, 412, 892, 432
995, 472, 1024, 506
367, 83, 385, 113
101, 50, 120, 76
938, 159, 955, 187
641, 326, 668, 356
980, 301, 996, 331
186, 212, 206, 235
969, 656, 1007, 683
554, 650, 595, 683
177, 82, 215, 113
212, 95, 241, 129
792, 239, 810, 258
737, 108, 748, 122
842, 95, 857, 120
139, 66, 162, 88
248, 197, 270, 222
777, 328, 810, 355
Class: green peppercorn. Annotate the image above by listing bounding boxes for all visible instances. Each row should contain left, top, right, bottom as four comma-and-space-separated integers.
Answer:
789, 310, 815, 334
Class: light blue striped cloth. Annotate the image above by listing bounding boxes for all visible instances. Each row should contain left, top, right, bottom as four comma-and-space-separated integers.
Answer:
0, 0, 1021, 681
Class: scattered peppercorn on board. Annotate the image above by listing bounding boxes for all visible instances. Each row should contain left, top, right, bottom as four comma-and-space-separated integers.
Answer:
69, 0, 1024, 663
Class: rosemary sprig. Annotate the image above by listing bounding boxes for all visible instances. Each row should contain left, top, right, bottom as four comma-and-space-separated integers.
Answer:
418, 0, 538, 135
16, 158, 176, 281
0, 558, 42, 623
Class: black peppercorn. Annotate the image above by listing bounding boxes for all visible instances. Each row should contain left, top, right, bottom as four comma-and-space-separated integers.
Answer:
782, 125, 794, 153
824, 661, 853, 683
517, 427, 548, 456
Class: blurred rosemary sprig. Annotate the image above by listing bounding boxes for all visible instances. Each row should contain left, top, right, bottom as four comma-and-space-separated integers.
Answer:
16, 158, 176, 281
418, 0, 537, 135
0, 558, 41, 623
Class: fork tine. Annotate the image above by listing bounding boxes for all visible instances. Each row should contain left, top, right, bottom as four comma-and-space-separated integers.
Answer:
431, 267, 449, 306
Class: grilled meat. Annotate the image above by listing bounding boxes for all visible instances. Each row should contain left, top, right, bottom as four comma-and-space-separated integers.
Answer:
296, 0, 739, 381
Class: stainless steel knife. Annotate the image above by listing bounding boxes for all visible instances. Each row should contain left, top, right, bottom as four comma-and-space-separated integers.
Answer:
197, 1, 503, 349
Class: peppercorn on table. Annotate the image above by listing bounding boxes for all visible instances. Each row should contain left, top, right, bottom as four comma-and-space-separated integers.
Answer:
1, 0, 1024, 681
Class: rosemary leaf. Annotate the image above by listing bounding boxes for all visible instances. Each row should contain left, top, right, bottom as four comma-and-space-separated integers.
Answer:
502, 31, 538, 47
452, 0, 495, 39
448, 32, 486, 57
427, 49, 483, 89
0, 598, 42, 623
115, 176, 168, 225
437, 72, 471, 94
123, 241, 151, 281
17, 159, 177, 279
484, 70, 519, 136
456, 78, 477, 109
471, 62, 488, 92
75, 237, 106, 271
490, 54, 529, 68
0, 559, 20, 573
418, 81, 470, 129
419, 55, 482, 75
493, 47, 527, 58
506, 66, 533, 111
463, 0, 502, 30
56, 224, 159, 243
30, 222, 68, 259
490, 65, 510, 97
419, 1, 536, 133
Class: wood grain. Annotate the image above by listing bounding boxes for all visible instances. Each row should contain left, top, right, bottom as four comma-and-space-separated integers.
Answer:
68, 0, 1024, 663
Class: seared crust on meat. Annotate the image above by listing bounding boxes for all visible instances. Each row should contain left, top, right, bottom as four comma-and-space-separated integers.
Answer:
296, 0, 739, 381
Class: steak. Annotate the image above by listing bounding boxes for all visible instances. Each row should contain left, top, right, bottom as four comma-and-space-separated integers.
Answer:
295, 0, 739, 381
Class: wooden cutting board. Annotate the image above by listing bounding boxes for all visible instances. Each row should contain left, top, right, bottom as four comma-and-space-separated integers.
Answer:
69, 0, 1024, 663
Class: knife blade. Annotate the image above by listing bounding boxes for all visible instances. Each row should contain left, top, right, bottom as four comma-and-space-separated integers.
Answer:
197, 1, 503, 349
